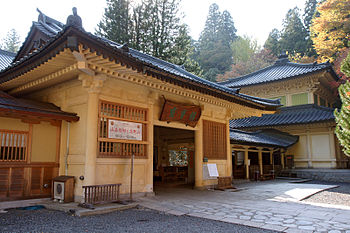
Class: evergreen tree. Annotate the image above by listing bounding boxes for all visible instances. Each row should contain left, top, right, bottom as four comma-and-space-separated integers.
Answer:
96, 0, 203, 75
279, 7, 309, 56
303, 0, 318, 33
303, 0, 318, 56
264, 28, 281, 56
334, 81, 350, 156
334, 53, 350, 156
0, 29, 21, 53
335, 56, 350, 157
168, 24, 203, 76
197, 3, 237, 81
96, 0, 131, 44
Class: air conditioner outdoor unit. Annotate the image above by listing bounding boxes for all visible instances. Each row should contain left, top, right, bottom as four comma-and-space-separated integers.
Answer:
53, 182, 65, 202
52, 176, 74, 203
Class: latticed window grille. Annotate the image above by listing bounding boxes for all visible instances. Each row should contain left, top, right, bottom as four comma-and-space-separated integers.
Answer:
98, 101, 148, 158
203, 120, 227, 160
0, 130, 28, 162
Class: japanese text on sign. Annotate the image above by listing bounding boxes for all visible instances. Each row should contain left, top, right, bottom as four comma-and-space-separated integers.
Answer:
108, 120, 142, 141
160, 100, 201, 127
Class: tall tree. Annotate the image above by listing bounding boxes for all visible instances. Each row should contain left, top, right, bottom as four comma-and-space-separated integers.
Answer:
264, 28, 281, 56
96, 0, 131, 44
334, 52, 350, 156
0, 29, 21, 53
96, 0, 202, 75
303, 0, 318, 33
311, 0, 350, 62
279, 7, 309, 56
303, 0, 318, 56
197, 3, 237, 81
231, 35, 259, 64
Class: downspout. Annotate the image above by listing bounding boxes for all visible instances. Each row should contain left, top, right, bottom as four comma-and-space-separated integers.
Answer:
65, 122, 70, 176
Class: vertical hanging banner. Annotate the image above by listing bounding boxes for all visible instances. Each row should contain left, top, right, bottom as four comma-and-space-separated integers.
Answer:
159, 100, 201, 127
108, 120, 142, 141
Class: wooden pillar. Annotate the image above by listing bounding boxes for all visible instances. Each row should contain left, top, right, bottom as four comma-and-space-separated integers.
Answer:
258, 147, 263, 176
84, 90, 99, 186
80, 74, 106, 186
226, 121, 232, 178
244, 147, 249, 180
146, 103, 154, 193
194, 120, 203, 188
281, 150, 285, 169
270, 149, 273, 165
306, 130, 312, 168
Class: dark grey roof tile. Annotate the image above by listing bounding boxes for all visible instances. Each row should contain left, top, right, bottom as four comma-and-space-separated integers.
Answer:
230, 104, 335, 129
0, 49, 15, 71
220, 57, 336, 88
230, 128, 299, 148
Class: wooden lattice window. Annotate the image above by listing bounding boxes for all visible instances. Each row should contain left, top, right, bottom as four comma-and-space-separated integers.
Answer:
203, 120, 227, 160
98, 101, 148, 158
0, 130, 28, 162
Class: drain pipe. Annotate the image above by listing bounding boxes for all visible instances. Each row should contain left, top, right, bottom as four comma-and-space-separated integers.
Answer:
65, 122, 70, 176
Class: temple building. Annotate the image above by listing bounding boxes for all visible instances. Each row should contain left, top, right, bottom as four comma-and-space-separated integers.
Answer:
220, 55, 349, 179
0, 9, 279, 202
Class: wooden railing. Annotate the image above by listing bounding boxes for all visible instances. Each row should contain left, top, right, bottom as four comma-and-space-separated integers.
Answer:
82, 183, 121, 205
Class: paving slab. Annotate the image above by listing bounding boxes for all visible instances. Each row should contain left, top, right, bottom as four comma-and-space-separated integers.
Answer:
139, 180, 350, 232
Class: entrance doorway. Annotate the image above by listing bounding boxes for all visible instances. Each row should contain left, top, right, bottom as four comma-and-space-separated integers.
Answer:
153, 126, 194, 187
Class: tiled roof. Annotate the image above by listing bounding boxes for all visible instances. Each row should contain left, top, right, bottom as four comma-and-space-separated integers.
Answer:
230, 129, 299, 148
14, 9, 65, 62
219, 55, 337, 88
0, 12, 281, 110
0, 91, 79, 121
96, 36, 280, 107
0, 49, 15, 71
230, 104, 335, 129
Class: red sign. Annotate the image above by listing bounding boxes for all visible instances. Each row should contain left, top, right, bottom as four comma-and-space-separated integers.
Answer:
160, 100, 201, 127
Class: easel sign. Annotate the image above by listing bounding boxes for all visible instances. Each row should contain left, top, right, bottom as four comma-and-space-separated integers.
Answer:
203, 163, 219, 180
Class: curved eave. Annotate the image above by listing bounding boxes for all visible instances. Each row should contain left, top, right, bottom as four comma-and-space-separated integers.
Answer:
0, 105, 79, 122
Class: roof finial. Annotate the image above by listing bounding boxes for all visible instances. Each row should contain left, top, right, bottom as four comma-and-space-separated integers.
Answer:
37, 8, 46, 24
275, 51, 289, 64
66, 7, 82, 28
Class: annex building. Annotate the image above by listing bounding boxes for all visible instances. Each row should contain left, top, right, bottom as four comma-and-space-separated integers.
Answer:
221, 55, 349, 180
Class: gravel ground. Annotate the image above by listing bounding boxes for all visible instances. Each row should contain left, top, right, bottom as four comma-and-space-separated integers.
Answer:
303, 180, 350, 206
0, 207, 278, 233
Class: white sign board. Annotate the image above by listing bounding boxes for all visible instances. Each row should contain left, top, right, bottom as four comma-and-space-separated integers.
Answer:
108, 120, 142, 141
203, 163, 219, 180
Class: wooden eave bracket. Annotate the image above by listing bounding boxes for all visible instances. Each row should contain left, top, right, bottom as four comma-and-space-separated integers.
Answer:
73, 51, 95, 76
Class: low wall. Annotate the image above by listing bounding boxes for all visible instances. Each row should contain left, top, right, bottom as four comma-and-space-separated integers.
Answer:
286, 169, 350, 183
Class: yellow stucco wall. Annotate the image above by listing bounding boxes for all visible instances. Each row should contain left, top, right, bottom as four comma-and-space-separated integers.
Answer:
285, 126, 337, 168
0, 117, 28, 131
31, 122, 57, 162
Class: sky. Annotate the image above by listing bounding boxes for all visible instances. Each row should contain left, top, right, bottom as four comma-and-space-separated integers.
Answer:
0, 0, 306, 47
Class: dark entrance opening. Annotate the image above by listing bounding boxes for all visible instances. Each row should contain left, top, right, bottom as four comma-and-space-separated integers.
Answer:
153, 126, 195, 188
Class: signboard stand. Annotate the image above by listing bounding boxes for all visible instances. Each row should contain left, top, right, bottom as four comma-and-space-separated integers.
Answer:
130, 153, 134, 201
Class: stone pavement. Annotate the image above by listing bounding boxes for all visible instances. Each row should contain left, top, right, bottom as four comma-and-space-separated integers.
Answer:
138, 180, 350, 233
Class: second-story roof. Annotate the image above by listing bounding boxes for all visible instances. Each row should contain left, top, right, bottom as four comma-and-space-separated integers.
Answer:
219, 55, 338, 89
0, 49, 16, 71
230, 104, 335, 129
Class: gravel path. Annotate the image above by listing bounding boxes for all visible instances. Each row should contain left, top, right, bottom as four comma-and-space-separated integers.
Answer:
0, 207, 278, 233
303, 180, 350, 206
